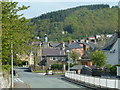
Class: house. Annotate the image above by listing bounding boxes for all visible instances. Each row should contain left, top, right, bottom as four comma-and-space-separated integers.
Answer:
55, 41, 94, 66
70, 65, 102, 76
87, 37, 96, 43
95, 35, 101, 39
66, 42, 84, 57
39, 48, 67, 69
106, 34, 113, 38
103, 32, 120, 65
70, 65, 92, 75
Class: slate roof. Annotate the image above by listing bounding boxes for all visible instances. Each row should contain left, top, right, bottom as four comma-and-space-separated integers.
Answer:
70, 65, 85, 70
66, 42, 83, 49
103, 33, 118, 50
78, 42, 95, 51
49, 41, 60, 48
70, 65, 92, 71
42, 48, 65, 57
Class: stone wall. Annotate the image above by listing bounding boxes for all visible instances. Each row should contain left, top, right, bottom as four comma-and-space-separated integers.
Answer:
0, 72, 11, 89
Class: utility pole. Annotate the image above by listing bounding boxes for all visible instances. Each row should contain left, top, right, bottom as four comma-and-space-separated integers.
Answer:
66, 50, 70, 71
11, 42, 14, 88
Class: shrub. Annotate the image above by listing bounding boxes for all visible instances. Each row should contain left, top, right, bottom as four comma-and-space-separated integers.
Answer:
105, 64, 112, 69
2, 65, 11, 71
110, 65, 117, 75
51, 64, 63, 70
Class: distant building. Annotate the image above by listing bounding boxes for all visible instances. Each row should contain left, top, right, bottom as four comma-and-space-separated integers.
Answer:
94, 35, 101, 39
70, 65, 93, 75
39, 48, 66, 69
56, 41, 93, 66
87, 37, 95, 40
106, 34, 113, 38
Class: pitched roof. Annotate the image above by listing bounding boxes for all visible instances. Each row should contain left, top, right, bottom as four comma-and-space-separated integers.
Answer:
70, 65, 85, 70
103, 33, 118, 50
70, 65, 92, 71
66, 42, 83, 49
42, 48, 65, 57
49, 41, 60, 48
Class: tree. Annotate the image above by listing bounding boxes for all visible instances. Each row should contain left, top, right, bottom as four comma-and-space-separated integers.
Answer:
2, 2, 33, 65
70, 51, 80, 62
91, 50, 106, 67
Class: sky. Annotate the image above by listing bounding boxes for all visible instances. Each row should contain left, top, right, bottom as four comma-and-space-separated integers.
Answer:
16, 1, 119, 19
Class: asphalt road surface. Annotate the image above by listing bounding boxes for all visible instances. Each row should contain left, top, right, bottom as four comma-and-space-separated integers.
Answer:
14, 67, 90, 89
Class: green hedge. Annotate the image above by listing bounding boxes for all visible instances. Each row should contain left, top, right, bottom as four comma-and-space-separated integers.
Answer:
109, 64, 120, 75
51, 63, 77, 70
51, 64, 63, 70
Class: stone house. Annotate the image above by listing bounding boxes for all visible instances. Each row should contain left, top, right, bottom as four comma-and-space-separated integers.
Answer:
39, 48, 67, 69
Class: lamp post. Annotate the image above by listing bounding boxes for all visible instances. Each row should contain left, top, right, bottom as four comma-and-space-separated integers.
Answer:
66, 50, 70, 71
11, 42, 14, 88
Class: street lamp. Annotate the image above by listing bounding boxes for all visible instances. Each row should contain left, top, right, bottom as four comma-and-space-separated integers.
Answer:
66, 50, 70, 71
11, 42, 14, 88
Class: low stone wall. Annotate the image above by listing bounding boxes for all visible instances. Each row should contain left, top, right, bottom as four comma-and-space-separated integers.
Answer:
0, 72, 11, 89
0, 72, 2, 89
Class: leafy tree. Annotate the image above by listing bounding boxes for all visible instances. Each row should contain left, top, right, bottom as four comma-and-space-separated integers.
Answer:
2, 2, 33, 65
70, 51, 80, 62
91, 50, 106, 67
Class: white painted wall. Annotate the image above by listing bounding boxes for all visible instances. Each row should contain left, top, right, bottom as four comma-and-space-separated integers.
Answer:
65, 72, 120, 89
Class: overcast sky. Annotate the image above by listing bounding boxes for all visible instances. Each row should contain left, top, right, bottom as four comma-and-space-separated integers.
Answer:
16, 1, 119, 19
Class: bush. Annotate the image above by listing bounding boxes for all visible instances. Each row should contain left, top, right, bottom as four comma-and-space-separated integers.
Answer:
105, 64, 112, 69
51, 64, 63, 70
2, 65, 11, 77
2, 65, 11, 71
110, 65, 117, 75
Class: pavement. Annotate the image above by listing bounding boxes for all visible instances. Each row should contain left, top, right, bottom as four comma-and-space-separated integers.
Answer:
13, 67, 89, 88
14, 82, 30, 88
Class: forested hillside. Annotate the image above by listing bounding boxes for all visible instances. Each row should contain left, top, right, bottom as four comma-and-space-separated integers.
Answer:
31, 4, 118, 42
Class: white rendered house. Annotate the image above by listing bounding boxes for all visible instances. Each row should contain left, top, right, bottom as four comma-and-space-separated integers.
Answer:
103, 32, 120, 65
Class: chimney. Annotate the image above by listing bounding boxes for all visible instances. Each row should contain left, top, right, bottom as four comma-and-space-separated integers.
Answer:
85, 40, 89, 43
78, 39, 81, 42
44, 34, 48, 42
68, 40, 71, 44
72, 40, 75, 43
48, 42, 51, 48
62, 42, 65, 50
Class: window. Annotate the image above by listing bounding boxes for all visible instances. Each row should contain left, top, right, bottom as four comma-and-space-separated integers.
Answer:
50, 57, 57, 61
61, 57, 66, 61
110, 49, 115, 53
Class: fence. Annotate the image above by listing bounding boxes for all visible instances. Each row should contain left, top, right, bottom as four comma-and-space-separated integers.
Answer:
65, 71, 120, 89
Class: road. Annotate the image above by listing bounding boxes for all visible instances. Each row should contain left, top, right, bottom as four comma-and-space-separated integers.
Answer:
14, 67, 90, 89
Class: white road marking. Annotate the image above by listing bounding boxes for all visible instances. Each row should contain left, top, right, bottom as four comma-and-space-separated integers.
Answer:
14, 78, 18, 82
16, 78, 24, 83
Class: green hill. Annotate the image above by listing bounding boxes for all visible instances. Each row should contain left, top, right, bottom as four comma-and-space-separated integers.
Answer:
31, 4, 118, 42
